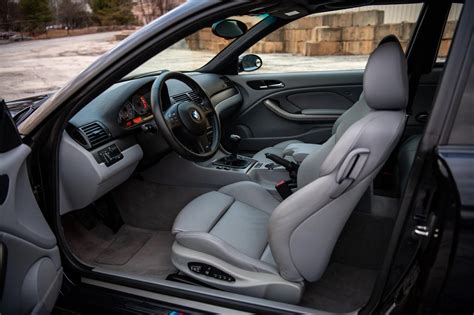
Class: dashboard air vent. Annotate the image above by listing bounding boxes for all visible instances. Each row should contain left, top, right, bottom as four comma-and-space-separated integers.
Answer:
188, 91, 203, 104
221, 76, 235, 88
75, 122, 111, 150
172, 93, 191, 103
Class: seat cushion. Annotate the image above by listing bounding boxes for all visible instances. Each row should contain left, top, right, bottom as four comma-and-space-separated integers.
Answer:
171, 181, 281, 274
252, 140, 321, 164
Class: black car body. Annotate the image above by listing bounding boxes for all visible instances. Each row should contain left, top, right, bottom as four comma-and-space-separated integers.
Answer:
0, 0, 473, 314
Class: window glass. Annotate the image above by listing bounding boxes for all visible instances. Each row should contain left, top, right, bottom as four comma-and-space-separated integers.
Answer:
437, 4, 463, 63
126, 16, 263, 78
243, 4, 422, 73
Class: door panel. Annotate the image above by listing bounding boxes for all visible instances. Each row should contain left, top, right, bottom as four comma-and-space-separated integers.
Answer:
225, 68, 443, 154
287, 91, 353, 112
0, 100, 62, 314
226, 71, 364, 152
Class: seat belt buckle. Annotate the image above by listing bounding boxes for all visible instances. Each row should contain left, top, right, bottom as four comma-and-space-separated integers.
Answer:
275, 180, 292, 199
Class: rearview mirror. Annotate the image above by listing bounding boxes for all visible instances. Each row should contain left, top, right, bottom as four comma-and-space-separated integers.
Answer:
239, 54, 263, 72
212, 19, 248, 40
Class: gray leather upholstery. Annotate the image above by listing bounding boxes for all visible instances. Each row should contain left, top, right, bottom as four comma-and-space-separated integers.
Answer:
271, 109, 406, 281
170, 36, 409, 301
253, 140, 321, 164
364, 41, 409, 110
297, 95, 371, 187
172, 181, 280, 275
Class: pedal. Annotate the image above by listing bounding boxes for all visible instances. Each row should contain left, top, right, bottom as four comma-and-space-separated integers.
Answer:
75, 208, 97, 230
94, 195, 123, 234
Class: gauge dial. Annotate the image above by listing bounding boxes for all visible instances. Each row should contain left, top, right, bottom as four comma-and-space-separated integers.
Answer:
132, 95, 149, 116
118, 101, 135, 123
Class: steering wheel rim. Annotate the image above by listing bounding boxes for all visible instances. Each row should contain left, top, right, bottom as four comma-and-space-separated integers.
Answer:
150, 71, 221, 161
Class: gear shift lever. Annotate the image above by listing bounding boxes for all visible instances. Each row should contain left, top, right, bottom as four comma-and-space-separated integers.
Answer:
213, 134, 251, 169
229, 134, 241, 159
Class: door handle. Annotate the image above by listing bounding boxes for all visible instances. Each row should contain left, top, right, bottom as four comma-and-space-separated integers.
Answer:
247, 80, 285, 90
267, 82, 284, 88
263, 99, 341, 122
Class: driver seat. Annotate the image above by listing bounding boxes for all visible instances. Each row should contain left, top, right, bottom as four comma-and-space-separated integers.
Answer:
170, 36, 408, 303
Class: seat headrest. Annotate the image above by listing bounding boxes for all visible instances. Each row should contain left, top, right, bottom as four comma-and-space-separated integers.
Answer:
363, 35, 408, 110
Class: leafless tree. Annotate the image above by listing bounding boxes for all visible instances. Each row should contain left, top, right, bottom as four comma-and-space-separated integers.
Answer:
0, 0, 21, 31
135, 0, 183, 25
57, 0, 86, 28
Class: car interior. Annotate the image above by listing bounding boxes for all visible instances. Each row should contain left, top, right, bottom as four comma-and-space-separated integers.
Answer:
56, 1, 459, 312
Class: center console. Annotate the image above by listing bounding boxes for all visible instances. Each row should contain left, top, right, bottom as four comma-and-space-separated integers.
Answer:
141, 135, 294, 197
212, 134, 253, 170
202, 134, 296, 193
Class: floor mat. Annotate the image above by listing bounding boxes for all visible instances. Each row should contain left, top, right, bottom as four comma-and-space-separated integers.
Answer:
331, 211, 395, 270
95, 225, 152, 265
63, 215, 177, 278
301, 263, 378, 312
101, 230, 176, 278
112, 179, 211, 231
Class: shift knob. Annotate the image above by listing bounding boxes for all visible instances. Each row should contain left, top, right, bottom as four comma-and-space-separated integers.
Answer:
229, 134, 241, 157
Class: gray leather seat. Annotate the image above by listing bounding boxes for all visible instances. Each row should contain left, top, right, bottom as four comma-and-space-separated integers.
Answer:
252, 45, 401, 165
253, 140, 321, 164
171, 36, 409, 303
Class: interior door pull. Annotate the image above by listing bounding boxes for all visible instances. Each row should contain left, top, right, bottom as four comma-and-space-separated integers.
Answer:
268, 82, 284, 88
263, 99, 341, 122
247, 80, 285, 90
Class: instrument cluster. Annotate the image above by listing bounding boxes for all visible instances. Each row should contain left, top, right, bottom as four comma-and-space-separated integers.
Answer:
118, 90, 153, 129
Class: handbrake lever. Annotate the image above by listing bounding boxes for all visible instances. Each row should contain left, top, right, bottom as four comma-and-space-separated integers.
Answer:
265, 153, 299, 179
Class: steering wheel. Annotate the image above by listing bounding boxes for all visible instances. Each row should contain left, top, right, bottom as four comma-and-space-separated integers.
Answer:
150, 72, 221, 161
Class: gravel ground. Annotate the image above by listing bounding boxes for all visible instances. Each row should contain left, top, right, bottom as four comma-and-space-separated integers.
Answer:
0, 32, 368, 101
0, 32, 120, 100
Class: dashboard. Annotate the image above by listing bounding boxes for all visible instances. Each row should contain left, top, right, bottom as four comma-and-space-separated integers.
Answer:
69, 72, 241, 140
60, 72, 242, 214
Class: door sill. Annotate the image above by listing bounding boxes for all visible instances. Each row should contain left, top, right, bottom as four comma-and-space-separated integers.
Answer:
82, 268, 337, 314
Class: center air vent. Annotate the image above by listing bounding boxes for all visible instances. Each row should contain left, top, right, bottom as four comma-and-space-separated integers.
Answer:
172, 93, 191, 103
188, 91, 203, 104
172, 91, 203, 104
73, 122, 111, 150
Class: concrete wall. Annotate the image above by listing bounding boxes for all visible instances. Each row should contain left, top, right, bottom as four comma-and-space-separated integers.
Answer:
185, 10, 457, 57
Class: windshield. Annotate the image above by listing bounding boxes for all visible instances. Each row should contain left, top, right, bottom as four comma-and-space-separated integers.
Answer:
125, 15, 263, 78
0, 4, 261, 102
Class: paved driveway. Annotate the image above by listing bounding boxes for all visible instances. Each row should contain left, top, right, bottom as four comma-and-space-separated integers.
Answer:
0, 32, 120, 101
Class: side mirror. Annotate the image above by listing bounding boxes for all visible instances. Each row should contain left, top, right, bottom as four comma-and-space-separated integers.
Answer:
239, 54, 263, 72
212, 19, 248, 40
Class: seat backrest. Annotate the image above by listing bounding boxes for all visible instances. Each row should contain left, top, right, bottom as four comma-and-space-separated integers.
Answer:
268, 36, 409, 283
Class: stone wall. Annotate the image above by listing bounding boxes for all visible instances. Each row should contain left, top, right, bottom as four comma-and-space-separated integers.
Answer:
185, 10, 455, 57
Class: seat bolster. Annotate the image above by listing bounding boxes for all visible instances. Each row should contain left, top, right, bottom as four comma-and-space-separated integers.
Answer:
171, 191, 234, 235
252, 140, 302, 163
175, 232, 279, 275
273, 140, 303, 149
282, 143, 322, 163
218, 181, 280, 214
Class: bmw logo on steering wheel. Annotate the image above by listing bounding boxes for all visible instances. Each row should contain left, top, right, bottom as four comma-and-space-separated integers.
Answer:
191, 109, 201, 121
